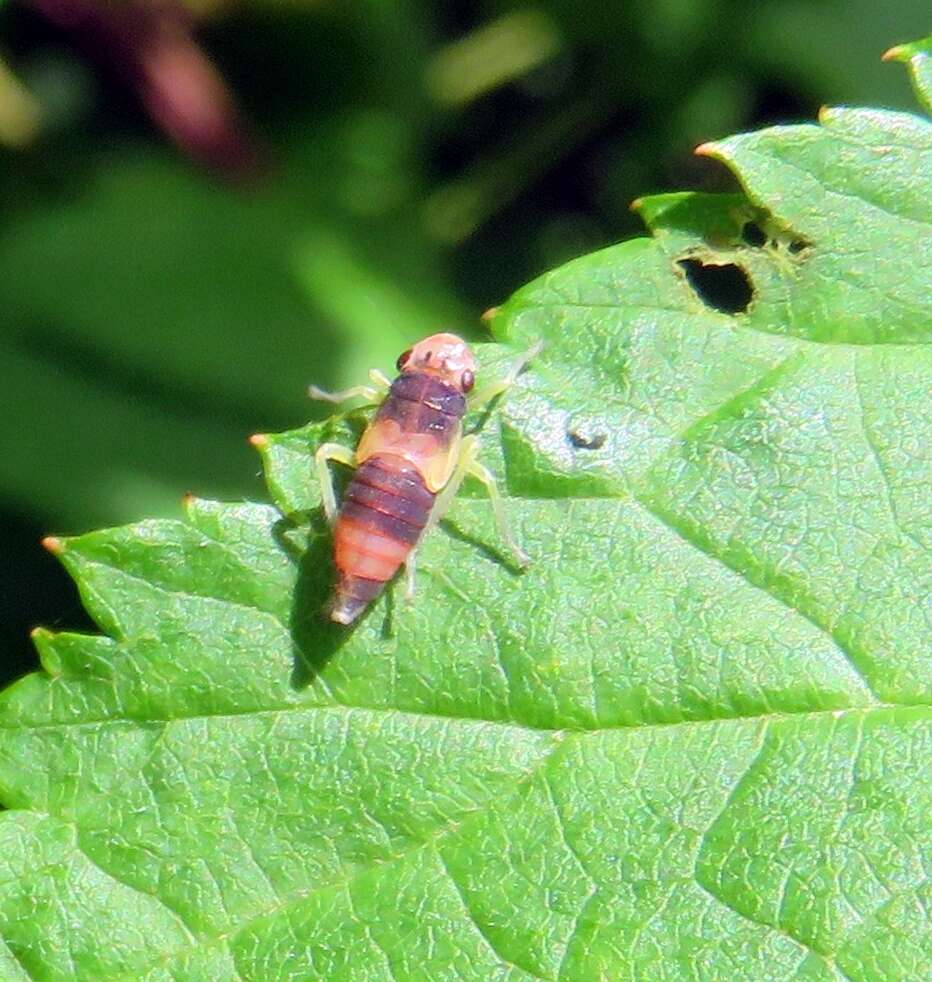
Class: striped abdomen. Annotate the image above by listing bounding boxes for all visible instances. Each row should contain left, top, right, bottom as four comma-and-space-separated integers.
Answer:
328, 454, 435, 624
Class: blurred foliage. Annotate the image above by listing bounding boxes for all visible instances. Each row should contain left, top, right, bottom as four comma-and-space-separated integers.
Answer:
0, 0, 928, 686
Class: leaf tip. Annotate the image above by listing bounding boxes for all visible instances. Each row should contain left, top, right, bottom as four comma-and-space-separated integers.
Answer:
249, 433, 269, 448
481, 305, 500, 323
41, 535, 65, 556
694, 140, 718, 158
31, 628, 63, 676
881, 44, 906, 63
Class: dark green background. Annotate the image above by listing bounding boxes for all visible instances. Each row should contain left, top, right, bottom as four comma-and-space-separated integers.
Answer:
1, 0, 927, 686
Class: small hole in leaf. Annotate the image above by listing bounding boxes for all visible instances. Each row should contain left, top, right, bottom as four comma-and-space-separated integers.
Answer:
741, 221, 767, 247
677, 258, 753, 315
789, 238, 810, 254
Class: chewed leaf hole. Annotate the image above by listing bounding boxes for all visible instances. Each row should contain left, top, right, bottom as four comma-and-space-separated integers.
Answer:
677, 258, 753, 314
741, 221, 767, 247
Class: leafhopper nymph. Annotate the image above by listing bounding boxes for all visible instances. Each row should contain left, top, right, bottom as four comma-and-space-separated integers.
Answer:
310, 332, 538, 624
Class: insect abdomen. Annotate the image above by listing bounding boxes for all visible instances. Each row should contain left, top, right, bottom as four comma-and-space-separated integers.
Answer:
328, 454, 435, 624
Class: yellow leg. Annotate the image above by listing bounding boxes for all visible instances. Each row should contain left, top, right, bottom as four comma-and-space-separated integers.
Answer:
465, 455, 530, 566
469, 340, 543, 409
428, 435, 529, 567
403, 551, 417, 601
314, 442, 356, 525
308, 368, 391, 406
369, 368, 392, 390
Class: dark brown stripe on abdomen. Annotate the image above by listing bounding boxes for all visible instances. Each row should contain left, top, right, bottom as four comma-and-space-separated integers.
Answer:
352, 455, 435, 516
343, 475, 432, 530
339, 500, 421, 544
340, 454, 434, 546
327, 454, 436, 624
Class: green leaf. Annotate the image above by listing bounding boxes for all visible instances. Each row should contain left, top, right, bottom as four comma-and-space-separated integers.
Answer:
884, 35, 932, 113
2, 48, 931, 981
0, 114, 463, 527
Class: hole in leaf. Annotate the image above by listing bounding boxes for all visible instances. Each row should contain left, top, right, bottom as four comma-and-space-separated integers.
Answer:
741, 221, 767, 247
677, 258, 753, 315
789, 238, 810, 254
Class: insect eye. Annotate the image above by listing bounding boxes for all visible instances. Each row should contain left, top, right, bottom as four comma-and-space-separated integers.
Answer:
461, 369, 475, 393
396, 348, 413, 371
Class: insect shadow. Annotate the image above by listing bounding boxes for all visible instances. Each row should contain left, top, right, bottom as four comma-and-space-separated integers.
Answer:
438, 515, 528, 575
272, 512, 362, 690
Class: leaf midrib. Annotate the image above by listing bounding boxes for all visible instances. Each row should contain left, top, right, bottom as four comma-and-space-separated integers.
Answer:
1, 700, 899, 736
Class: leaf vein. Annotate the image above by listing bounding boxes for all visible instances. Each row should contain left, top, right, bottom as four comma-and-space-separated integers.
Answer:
436, 848, 547, 980
629, 493, 880, 700
71, 832, 199, 943
693, 878, 840, 975
852, 352, 924, 551
110, 738, 570, 981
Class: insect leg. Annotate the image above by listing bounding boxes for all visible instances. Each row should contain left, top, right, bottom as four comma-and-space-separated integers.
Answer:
464, 455, 530, 567
426, 435, 530, 568
314, 443, 356, 525
403, 551, 417, 601
468, 340, 543, 409
308, 383, 382, 405
368, 368, 393, 390
307, 368, 391, 406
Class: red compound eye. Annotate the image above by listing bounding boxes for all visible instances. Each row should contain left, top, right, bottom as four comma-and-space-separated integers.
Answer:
461, 369, 475, 392
396, 348, 413, 371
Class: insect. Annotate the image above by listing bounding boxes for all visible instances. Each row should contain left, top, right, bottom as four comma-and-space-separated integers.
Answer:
310, 332, 538, 624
